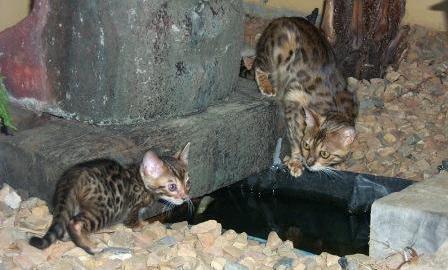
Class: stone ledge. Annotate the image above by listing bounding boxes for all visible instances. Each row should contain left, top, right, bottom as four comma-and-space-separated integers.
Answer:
0, 79, 279, 208
369, 172, 448, 259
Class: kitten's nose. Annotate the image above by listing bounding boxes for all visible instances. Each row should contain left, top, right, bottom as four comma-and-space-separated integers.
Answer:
306, 157, 316, 165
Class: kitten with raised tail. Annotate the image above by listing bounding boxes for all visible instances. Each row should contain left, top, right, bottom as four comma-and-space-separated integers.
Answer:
253, 17, 358, 177
29, 143, 191, 254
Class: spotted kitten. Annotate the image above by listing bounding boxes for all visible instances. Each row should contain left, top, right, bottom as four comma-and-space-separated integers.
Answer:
29, 143, 191, 254
254, 17, 358, 177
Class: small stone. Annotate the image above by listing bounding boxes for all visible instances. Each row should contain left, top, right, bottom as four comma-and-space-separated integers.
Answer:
434, 134, 447, 143
266, 231, 282, 249
239, 256, 257, 270
233, 232, 248, 249
13, 240, 47, 268
211, 257, 227, 270
347, 77, 359, 92
385, 71, 401, 82
177, 242, 197, 258
197, 231, 218, 248
262, 246, 275, 256
142, 221, 167, 240
98, 247, 133, 261
16, 201, 51, 232
170, 221, 188, 231
146, 252, 162, 267
0, 184, 22, 209
320, 252, 340, 267
148, 236, 177, 253
166, 256, 199, 269
222, 229, 238, 241
406, 134, 422, 145
224, 262, 249, 270
122, 252, 147, 270
223, 245, 244, 258
191, 220, 220, 234
277, 243, 295, 258
383, 133, 397, 144
415, 159, 431, 171
384, 83, 403, 102
352, 151, 364, 160
108, 230, 134, 248
274, 257, 293, 270
64, 246, 90, 257
378, 147, 396, 157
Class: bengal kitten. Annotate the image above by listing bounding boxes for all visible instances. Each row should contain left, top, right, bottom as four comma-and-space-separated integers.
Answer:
254, 17, 358, 177
29, 143, 191, 254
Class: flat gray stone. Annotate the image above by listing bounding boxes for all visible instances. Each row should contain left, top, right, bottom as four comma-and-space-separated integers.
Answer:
0, 80, 279, 208
369, 173, 448, 259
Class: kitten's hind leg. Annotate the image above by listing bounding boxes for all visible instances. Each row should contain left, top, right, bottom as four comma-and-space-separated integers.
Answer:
255, 68, 277, 97
68, 213, 102, 255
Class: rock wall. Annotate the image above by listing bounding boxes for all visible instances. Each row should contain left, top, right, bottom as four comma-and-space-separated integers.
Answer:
1, 0, 243, 123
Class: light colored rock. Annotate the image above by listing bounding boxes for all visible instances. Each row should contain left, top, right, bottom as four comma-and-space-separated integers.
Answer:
108, 230, 134, 248
320, 252, 340, 267
211, 257, 227, 270
191, 220, 221, 235
223, 244, 244, 258
170, 221, 188, 231
224, 262, 249, 270
239, 256, 257, 270
383, 133, 397, 144
222, 229, 238, 241
177, 242, 196, 258
266, 231, 282, 250
142, 221, 167, 240
370, 174, 448, 259
197, 230, 218, 248
0, 184, 22, 209
233, 232, 248, 249
386, 71, 402, 82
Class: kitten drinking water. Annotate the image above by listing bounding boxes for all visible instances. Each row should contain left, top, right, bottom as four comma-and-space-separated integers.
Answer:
29, 143, 191, 254
253, 17, 358, 177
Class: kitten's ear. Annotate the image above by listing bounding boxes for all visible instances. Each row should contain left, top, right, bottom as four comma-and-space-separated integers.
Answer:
338, 126, 356, 147
174, 142, 190, 164
140, 151, 165, 179
303, 107, 321, 129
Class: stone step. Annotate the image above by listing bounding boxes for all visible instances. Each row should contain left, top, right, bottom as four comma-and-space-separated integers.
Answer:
0, 79, 279, 212
369, 172, 448, 259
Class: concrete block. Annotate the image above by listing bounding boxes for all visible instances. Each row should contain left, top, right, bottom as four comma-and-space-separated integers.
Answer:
0, 81, 279, 207
0, 0, 243, 123
369, 173, 448, 259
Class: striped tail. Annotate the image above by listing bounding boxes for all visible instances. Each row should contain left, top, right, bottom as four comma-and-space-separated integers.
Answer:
29, 192, 74, 249
29, 220, 66, 249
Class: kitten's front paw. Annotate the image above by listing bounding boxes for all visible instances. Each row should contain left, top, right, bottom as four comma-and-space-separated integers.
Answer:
284, 157, 304, 178
255, 68, 277, 97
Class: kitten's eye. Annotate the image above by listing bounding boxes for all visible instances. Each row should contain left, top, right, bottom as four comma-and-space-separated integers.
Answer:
320, 151, 330, 159
168, 183, 177, 192
303, 141, 310, 150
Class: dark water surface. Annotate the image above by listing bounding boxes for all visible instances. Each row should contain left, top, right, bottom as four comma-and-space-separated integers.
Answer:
164, 168, 413, 256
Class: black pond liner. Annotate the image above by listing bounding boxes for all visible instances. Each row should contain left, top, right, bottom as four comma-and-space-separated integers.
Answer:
165, 168, 414, 257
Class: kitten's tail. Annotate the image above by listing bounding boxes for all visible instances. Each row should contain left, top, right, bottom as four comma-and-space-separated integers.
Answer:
29, 219, 66, 249
29, 198, 74, 249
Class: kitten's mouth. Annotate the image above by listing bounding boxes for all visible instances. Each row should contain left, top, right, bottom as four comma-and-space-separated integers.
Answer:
159, 196, 185, 206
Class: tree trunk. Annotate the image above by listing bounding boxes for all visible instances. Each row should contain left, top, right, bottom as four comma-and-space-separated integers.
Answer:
320, 0, 409, 80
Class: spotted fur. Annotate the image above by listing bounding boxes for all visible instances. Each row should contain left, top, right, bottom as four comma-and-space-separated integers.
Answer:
254, 17, 358, 177
29, 143, 191, 254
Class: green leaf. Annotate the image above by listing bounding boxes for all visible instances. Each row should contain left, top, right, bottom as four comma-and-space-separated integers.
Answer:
0, 75, 16, 131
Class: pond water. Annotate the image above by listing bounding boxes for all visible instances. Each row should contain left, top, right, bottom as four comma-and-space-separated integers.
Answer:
162, 168, 413, 256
